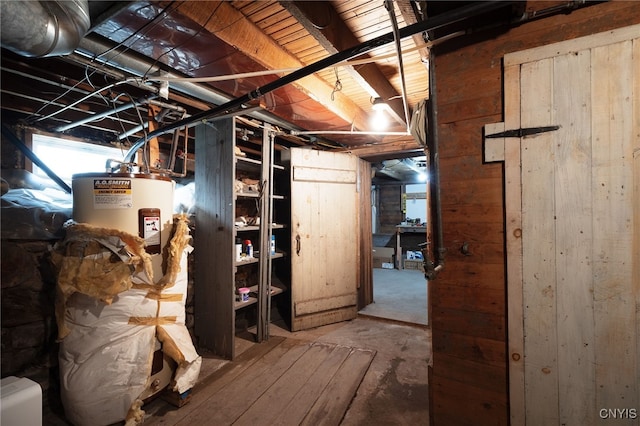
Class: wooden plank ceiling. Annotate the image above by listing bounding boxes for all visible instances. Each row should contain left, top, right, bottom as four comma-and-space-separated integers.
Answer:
2, 1, 516, 180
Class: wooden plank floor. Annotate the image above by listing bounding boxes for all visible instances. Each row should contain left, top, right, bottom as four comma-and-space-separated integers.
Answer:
143, 336, 375, 426
41, 318, 429, 425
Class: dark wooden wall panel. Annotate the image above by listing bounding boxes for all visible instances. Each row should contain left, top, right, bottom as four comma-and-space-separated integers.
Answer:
429, 1, 640, 424
435, 353, 507, 394
358, 158, 374, 308
376, 184, 402, 235
431, 375, 508, 426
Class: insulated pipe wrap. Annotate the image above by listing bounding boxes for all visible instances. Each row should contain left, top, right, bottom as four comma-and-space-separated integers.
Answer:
0, 0, 90, 57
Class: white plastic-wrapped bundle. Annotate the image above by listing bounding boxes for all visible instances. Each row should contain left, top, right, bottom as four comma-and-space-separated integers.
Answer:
54, 216, 201, 426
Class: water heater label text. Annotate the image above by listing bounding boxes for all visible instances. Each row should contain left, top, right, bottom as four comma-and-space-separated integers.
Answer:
93, 179, 133, 209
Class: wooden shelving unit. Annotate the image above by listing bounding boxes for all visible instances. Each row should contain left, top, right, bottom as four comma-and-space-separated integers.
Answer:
194, 116, 289, 359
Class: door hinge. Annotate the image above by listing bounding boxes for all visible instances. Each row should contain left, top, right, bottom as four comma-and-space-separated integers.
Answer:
485, 125, 560, 138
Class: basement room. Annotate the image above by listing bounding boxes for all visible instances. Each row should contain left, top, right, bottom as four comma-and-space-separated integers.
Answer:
1, 1, 638, 425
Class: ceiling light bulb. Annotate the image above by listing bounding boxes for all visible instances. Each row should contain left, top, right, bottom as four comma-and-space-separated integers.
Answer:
372, 97, 387, 111
371, 109, 389, 131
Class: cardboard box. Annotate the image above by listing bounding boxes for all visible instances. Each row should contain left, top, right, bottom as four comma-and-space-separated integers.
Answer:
403, 258, 425, 272
373, 247, 395, 268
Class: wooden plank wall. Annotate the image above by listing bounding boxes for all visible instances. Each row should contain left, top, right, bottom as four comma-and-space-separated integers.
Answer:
429, 2, 640, 424
509, 26, 640, 425
194, 120, 235, 358
358, 159, 374, 309
376, 185, 403, 234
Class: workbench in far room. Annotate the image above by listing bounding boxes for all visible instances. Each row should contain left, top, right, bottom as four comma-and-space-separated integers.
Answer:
395, 224, 427, 269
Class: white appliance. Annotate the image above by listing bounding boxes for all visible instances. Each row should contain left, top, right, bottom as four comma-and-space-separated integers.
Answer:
0, 376, 42, 426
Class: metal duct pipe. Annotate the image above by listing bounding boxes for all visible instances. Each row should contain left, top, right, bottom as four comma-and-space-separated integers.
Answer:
55, 96, 155, 132
124, 0, 512, 162
75, 36, 302, 134
402, 158, 424, 175
117, 122, 149, 141
0, 0, 90, 58
377, 160, 405, 181
424, 49, 445, 280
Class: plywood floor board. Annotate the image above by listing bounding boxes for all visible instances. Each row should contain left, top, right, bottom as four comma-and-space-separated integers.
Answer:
300, 347, 375, 426
144, 336, 375, 426
177, 339, 311, 425
235, 343, 351, 426
267, 344, 356, 426
143, 336, 287, 426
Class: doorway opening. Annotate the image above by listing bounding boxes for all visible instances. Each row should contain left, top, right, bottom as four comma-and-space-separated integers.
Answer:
360, 156, 429, 326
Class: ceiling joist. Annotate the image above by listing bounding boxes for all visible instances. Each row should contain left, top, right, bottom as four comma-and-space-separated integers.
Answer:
174, 1, 369, 131
281, 1, 407, 126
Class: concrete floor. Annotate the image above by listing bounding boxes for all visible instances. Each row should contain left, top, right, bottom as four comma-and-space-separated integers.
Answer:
359, 267, 428, 326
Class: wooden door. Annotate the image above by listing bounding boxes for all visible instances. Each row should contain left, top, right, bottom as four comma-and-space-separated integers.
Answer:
288, 148, 360, 331
487, 25, 640, 424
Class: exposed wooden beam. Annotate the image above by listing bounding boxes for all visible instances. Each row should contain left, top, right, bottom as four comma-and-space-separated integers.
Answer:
281, 1, 407, 126
341, 136, 423, 159
174, 1, 368, 131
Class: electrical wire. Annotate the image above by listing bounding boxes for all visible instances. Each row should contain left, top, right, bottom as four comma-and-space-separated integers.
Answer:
330, 67, 342, 101
139, 38, 452, 84
25, 2, 177, 123
111, 92, 144, 147
134, 30, 465, 95
128, 95, 150, 173
111, 93, 133, 144
34, 79, 134, 122
385, 0, 411, 132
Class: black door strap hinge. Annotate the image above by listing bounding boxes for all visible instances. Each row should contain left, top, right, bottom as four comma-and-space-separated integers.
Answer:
486, 125, 560, 139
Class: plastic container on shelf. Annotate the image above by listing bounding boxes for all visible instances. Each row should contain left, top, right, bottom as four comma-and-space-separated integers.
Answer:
238, 287, 250, 302
244, 240, 253, 257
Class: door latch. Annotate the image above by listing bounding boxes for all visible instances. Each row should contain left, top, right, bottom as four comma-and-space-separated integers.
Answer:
485, 125, 560, 138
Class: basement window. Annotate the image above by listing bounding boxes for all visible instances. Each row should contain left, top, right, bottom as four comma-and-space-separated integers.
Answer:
31, 134, 125, 185
405, 184, 427, 225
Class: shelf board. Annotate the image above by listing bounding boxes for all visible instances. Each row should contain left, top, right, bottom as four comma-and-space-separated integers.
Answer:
235, 224, 286, 232
236, 225, 260, 232
234, 284, 285, 310
235, 193, 285, 199
234, 295, 258, 310
236, 154, 285, 172
234, 251, 285, 267
236, 191, 260, 198
235, 155, 261, 168
235, 256, 259, 266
